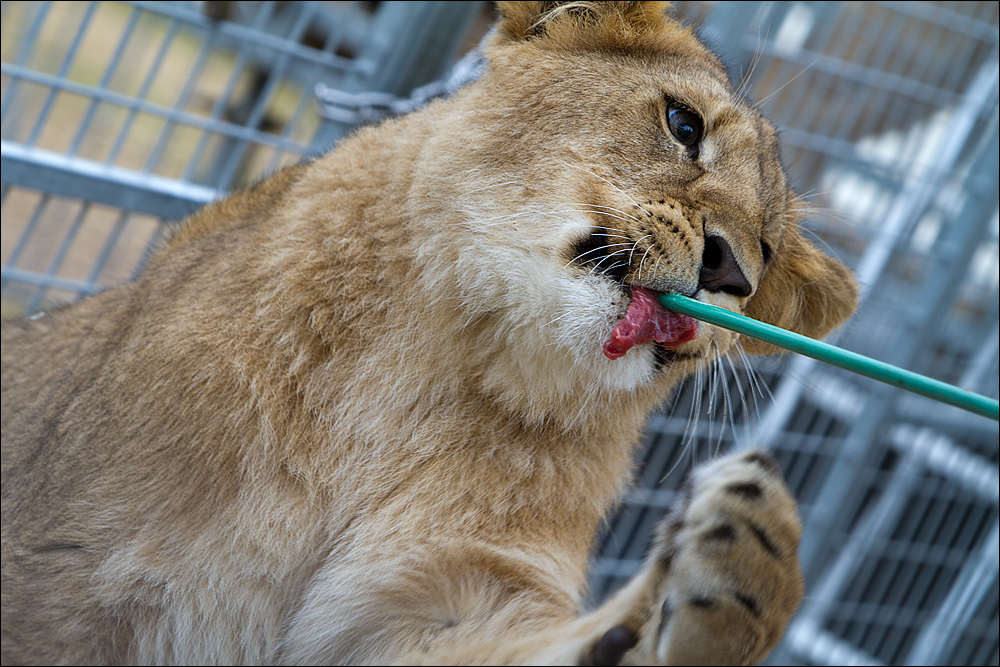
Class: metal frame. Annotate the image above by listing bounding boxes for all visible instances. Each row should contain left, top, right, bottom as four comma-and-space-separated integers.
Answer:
591, 4, 999, 665
2, 0, 483, 307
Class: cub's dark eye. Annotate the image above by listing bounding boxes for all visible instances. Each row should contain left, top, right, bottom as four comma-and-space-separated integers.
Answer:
761, 240, 773, 264
667, 106, 703, 147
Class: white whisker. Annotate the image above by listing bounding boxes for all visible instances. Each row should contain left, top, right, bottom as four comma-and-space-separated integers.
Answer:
755, 59, 818, 110
636, 243, 656, 282
627, 234, 652, 267
559, 202, 644, 224
554, 208, 645, 228
563, 242, 636, 269
586, 260, 629, 280
735, 21, 768, 101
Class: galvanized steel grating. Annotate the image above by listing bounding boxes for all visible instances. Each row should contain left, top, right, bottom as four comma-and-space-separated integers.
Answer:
2, 2, 998, 666
2, 0, 483, 313
592, 3, 999, 666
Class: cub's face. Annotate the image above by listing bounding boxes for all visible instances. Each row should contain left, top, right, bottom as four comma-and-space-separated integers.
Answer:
419, 2, 856, 407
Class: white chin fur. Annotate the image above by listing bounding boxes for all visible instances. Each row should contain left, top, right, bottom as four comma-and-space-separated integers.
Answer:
456, 208, 665, 404
495, 263, 658, 398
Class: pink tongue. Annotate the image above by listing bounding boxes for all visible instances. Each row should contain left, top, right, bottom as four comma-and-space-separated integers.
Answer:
602, 288, 698, 360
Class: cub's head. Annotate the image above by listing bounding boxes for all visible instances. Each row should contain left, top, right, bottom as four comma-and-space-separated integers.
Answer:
412, 1, 856, 419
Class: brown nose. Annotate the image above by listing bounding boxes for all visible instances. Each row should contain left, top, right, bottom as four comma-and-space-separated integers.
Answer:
699, 235, 752, 297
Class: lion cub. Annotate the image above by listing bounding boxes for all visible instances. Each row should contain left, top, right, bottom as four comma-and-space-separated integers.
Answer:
1, 2, 856, 664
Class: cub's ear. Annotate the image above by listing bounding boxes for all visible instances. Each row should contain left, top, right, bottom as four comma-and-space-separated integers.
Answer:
494, 1, 672, 43
743, 223, 858, 355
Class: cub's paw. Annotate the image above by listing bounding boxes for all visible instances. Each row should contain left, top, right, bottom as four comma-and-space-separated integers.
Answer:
652, 449, 804, 665
573, 450, 801, 666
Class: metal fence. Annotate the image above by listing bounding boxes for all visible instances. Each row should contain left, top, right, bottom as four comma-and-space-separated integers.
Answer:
2, 2, 998, 666
1, 0, 485, 314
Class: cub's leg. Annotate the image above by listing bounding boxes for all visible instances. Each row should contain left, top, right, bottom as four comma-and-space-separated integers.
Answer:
400, 450, 801, 665
562, 449, 804, 666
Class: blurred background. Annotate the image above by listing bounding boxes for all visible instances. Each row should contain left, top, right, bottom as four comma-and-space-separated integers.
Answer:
2, 2, 997, 665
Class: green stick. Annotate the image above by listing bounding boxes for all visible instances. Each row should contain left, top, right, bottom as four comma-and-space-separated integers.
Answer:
658, 293, 1000, 422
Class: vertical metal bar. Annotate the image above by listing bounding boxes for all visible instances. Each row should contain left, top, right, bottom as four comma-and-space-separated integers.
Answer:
790, 121, 1000, 665
317, 1, 360, 57
0, 193, 52, 292
765, 0, 852, 129
67, 4, 142, 156
760, 0, 846, 176
143, 22, 217, 175
913, 15, 957, 91
24, 1, 100, 146
862, 472, 960, 661
23, 201, 91, 314
308, 1, 483, 151
905, 521, 1000, 665
960, 322, 1000, 395
103, 18, 181, 165
0, 1, 52, 127
794, 440, 925, 647
262, 76, 314, 174
82, 209, 130, 287
788, 4, 879, 144
781, 433, 822, 496
783, 614, 885, 666
263, 2, 365, 174
180, 0, 279, 183
801, 113, 999, 571
751, 58, 999, 458
213, 2, 319, 188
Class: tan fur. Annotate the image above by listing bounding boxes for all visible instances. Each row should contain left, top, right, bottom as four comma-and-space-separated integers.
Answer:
1, 3, 856, 664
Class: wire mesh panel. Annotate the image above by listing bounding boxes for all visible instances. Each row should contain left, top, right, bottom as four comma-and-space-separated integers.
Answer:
2, 2, 998, 666
590, 3, 1000, 666
1, 0, 484, 317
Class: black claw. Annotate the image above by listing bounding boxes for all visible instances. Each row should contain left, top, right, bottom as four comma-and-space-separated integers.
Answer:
580, 625, 639, 666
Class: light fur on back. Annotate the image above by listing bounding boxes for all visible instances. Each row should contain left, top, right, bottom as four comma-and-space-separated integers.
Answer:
1, 3, 857, 664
